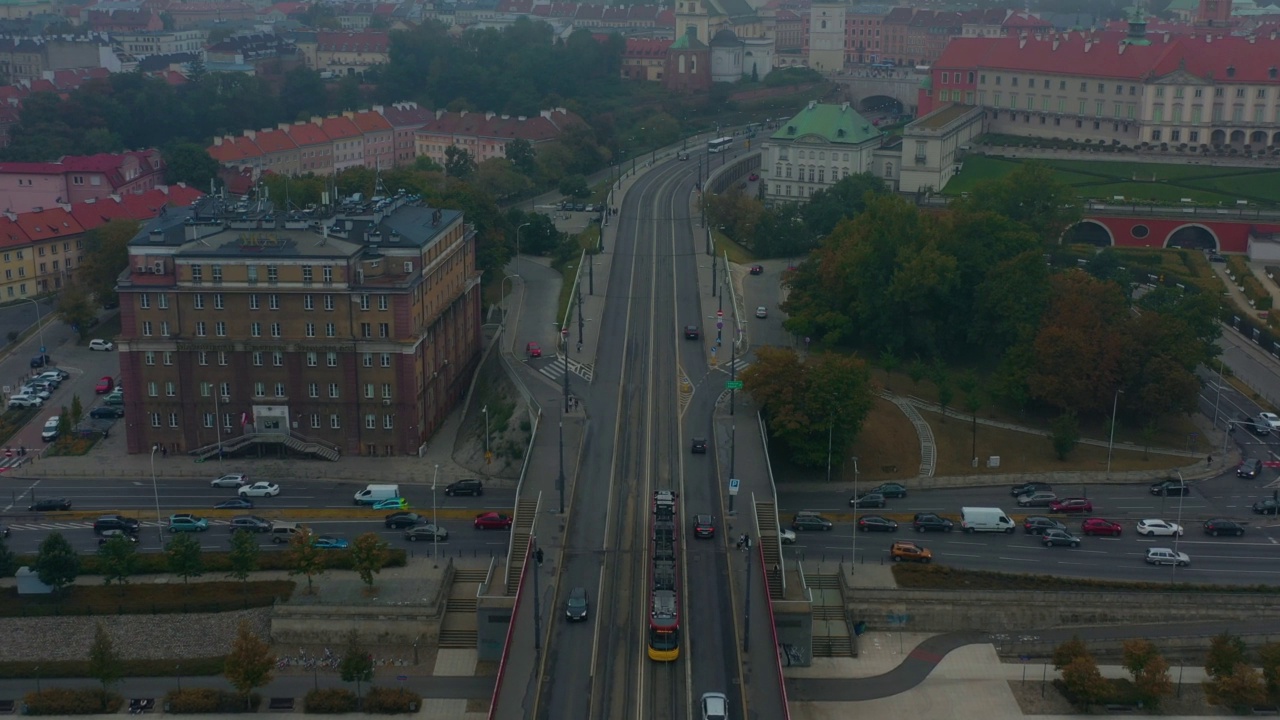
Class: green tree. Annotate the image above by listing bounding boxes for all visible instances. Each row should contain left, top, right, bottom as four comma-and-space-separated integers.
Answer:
1133, 653, 1173, 709
504, 137, 537, 176
1050, 411, 1079, 460
1206, 632, 1248, 679
223, 621, 275, 710
227, 529, 260, 584
0, 536, 16, 578
34, 531, 78, 592
1053, 635, 1090, 671
557, 173, 589, 198
1257, 641, 1280, 697
77, 219, 139, 309
349, 532, 390, 590
287, 527, 326, 593
56, 282, 96, 338
907, 359, 926, 389
879, 348, 899, 391
1205, 662, 1266, 713
1061, 655, 1111, 710
69, 394, 83, 427
98, 534, 139, 587
473, 158, 531, 200
87, 622, 123, 699
510, 212, 559, 256
56, 409, 70, 440
165, 533, 203, 583
444, 146, 476, 179
338, 631, 374, 698
162, 142, 219, 189
956, 161, 1082, 243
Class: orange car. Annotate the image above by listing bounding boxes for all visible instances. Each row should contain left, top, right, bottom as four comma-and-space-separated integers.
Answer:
890, 541, 932, 563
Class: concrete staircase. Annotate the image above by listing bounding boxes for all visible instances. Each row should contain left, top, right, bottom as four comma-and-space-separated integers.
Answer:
808, 573, 854, 657
506, 498, 539, 596
188, 432, 340, 462
439, 569, 487, 649
754, 501, 784, 601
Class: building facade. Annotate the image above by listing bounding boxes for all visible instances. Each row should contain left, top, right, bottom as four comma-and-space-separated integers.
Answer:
117, 194, 481, 457
0, 150, 165, 214
760, 101, 885, 203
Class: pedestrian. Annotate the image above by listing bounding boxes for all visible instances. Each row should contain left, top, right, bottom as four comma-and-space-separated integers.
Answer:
162, 446, 168, 458
1207, 455, 1213, 464
577, 341, 583, 353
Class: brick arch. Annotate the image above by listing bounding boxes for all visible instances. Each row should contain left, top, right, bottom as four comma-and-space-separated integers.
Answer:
1062, 219, 1114, 247
1164, 223, 1219, 251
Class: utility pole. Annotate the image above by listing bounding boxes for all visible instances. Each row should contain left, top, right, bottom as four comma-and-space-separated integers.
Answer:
562, 331, 570, 414
557, 410, 565, 514
588, 254, 594, 296
742, 542, 752, 652
531, 537, 543, 651
577, 289, 584, 346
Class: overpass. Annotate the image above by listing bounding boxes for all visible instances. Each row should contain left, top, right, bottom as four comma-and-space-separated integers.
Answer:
831, 73, 921, 117
1067, 203, 1280, 252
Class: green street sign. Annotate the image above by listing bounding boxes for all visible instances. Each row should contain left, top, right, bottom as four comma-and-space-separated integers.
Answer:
726, 380, 744, 390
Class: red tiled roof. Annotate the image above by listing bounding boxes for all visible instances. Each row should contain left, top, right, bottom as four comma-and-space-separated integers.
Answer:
349, 109, 392, 133
284, 122, 331, 147
416, 109, 584, 144
0, 217, 30, 250
15, 206, 85, 241
378, 102, 434, 128
576, 4, 602, 19
655, 8, 674, 26
67, 196, 136, 231
315, 30, 389, 52
624, 38, 672, 57
1003, 11, 1052, 29
252, 128, 296, 153
318, 115, 360, 140
935, 31, 1280, 83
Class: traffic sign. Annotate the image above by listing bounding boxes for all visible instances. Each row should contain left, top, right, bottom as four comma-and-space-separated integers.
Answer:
726, 380, 743, 390
716, 309, 724, 318
716, 321, 723, 330
728, 478, 740, 496
1264, 461, 1280, 468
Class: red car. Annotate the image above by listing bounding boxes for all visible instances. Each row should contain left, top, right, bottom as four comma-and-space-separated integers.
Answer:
473, 512, 513, 530
525, 342, 541, 358
749, 265, 764, 275
95, 376, 114, 394
748, 172, 759, 181
1081, 518, 1123, 537
1049, 498, 1093, 514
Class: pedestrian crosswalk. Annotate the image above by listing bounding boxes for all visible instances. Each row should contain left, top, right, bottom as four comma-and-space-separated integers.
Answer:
722, 358, 751, 376
6, 518, 233, 532
0, 456, 28, 473
537, 355, 594, 383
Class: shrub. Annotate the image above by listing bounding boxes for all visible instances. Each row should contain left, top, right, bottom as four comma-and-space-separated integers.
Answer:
362, 687, 421, 714
304, 688, 358, 714
163, 688, 259, 714
23, 688, 123, 715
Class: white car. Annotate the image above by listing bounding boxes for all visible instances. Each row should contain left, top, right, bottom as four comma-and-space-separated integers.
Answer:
41, 415, 60, 442
700, 692, 728, 720
1136, 519, 1184, 537
1145, 547, 1190, 566
88, 339, 114, 351
210, 473, 248, 488
1260, 412, 1280, 430
9, 392, 43, 408
34, 372, 61, 388
239, 481, 280, 498
22, 385, 51, 400
779, 527, 796, 545
755, 306, 768, 318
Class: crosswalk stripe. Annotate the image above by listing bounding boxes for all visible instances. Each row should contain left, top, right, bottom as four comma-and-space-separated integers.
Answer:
537, 356, 593, 383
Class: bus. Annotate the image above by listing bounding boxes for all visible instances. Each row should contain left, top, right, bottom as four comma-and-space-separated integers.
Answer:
707, 137, 733, 154
648, 490, 680, 661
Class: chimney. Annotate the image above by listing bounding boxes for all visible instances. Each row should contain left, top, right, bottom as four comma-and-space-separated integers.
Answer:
279, 122, 290, 130
1052, 36, 1059, 50
245, 129, 255, 139
1084, 39, 1092, 51
485, 111, 494, 120
343, 110, 355, 118
1019, 33, 1027, 48
213, 136, 223, 146
1206, 34, 1212, 42
841, 101, 849, 112
1249, 35, 1256, 43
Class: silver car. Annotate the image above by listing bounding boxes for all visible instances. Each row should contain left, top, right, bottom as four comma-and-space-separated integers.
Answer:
1017, 491, 1058, 507
210, 473, 248, 488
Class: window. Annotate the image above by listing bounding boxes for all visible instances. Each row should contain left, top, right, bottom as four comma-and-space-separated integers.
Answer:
161, 321, 170, 337
1026, 78, 1033, 88
158, 293, 168, 309
252, 351, 263, 366
360, 294, 370, 310
1152, 129, 1162, 141
204, 413, 214, 429
993, 91, 1001, 106
198, 351, 208, 366
275, 382, 286, 398
142, 321, 153, 337
269, 294, 279, 310
1155, 87, 1164, 98
254, 382, 265, 397
267, 265, 278, 284
191, 264, 203, 283
307, 352, 317, 367
219, 352, 228, 367
1237, 88, 1246, 98
327, 352, 338, 367
1171, 130, 1181, 142
169, 412, 178, 428
148, 381, 158, 397
323, 266, 333, 284
366, 414, 377, 430
211, 265, 222, 283
140, 293, 150, 309
310, 414, 320, 429
379, 323, 390, 338
247, 266, 258, 284
145, 351, 155, 366
329, 383, 340, 398
1258, 88, 1267, 99
305, 323, 316, 338
165, 382, 175, 397
361, 322, 372, 338
383, 414, 394, 429
382, 383, 392, 399
326, 323, 336, 338
270, 323, 281, 338
1190, 130, 1200, 142
363, 353, 373, 367
249, 294, 259, 310
273, 351, 283, 367
324, 295, 334, 311
365, 383, 375, 399
251, 322, 262, 338
151, 413, 161, 428
308, 383, 319, 398
194, 293, 204, 310
330, 414, 341, 429
381, 353, 391, 368
378, 295, 388, 311
304, 294, 314, 310
163, 352, 172, 366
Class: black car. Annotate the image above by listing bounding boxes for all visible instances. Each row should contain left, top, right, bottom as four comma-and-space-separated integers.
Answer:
692, 514, 715, 538
691, 437, 707, 454
1041, 529, 1081, 547
229, 515, 272, 533
1239, 414, 1270, 436
1238, 458, 1263, 478
911, 513, 954, 532
857, 515, 898, 533
1023, 516, 1066, 535
215, 498, 254, 510
850, 492, 886, 509
445, 479, 483, 497
1253, 499, 1280, 515
97, 529, 138, 546
1203, 518, 1245, 537
1150, 479, 1190, 496
749, 265, 764, 275
29, 497, 70, 512
869, 483, 907, 498
565, 586, 589, 621
93, 515, 140, 535
791, 513, 833, 531
1011, 482, 1051, 497
684, 325, 700, 340
89, 406, 125, 419
385, 512, 423, 529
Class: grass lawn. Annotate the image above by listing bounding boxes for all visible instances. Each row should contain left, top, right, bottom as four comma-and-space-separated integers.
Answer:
849, 396, 921, 482
711, 228, 754, 264
924, 409, 1192, 477
892, 563, 1277, 593
0, 580, 294, 617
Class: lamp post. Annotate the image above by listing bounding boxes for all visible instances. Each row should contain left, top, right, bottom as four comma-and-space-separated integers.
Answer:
1171, 470, 1186, 580
851, 456, 859, 567
150, 444, 163, 546
515, 222, 530, 277
21, 297, 44, 358
431, 464, 439, 564
481, 405, 489, 463
1105, 387, 1123, 481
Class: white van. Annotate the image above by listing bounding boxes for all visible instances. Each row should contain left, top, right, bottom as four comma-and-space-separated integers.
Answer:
41, 415, 60, 441
353, 484, 400, 505
960, 507, 1015, 534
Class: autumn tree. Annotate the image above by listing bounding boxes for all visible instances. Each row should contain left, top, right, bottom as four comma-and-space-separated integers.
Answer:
1206, 632, 1249, 679
223, 621, 274, 710
1052, 635, 1090, 671
1028, 271, 1129, 415
34, 531, 79, 593
227, 529, 260, 584
78, 219, 141, 308
1257, 641, 1280, 697
98, 534, 139, 587
1051, 411, 1080, 460
1206, 663, 1266, 713
1061, 655, 1112, 710
287, 527, 326, 593
87, 623, 123, 699
1123, 639, 1172, 709
56, 282, 97, 338
349, 532, 391, 590
166, 533, 203, 583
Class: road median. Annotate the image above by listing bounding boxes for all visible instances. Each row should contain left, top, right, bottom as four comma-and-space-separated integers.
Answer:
10, 506, 508, 524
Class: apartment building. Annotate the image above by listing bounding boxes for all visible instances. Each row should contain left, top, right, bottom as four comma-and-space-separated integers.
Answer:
116, 193, 481, 457
413, 108, 584, 166
0, 150, 166, 213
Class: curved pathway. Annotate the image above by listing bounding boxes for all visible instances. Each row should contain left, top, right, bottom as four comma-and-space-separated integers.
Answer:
879, 391, 936, 477
786, 620, 1250, 702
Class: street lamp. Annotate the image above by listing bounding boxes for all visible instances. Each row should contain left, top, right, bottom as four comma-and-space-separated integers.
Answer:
1171, 470, 1186, 580
21, 297, 45, 358
1105, 387, 1123, 481
515, 223, 530, 277
431, 464, 439, 565
150, 444, 163, 546
851, 456, 859, 568
481, 405, 489, 463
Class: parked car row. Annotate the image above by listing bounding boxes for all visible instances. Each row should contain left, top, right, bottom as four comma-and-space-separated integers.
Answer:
8, 368, 69, 409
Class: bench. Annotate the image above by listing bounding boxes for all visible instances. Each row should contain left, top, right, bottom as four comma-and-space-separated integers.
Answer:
127, 698, 154, 714
267, 697, 295, 711
1252, 706, 1279, 716
0, 700, 14, 714
1104, 704, 1138, 713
